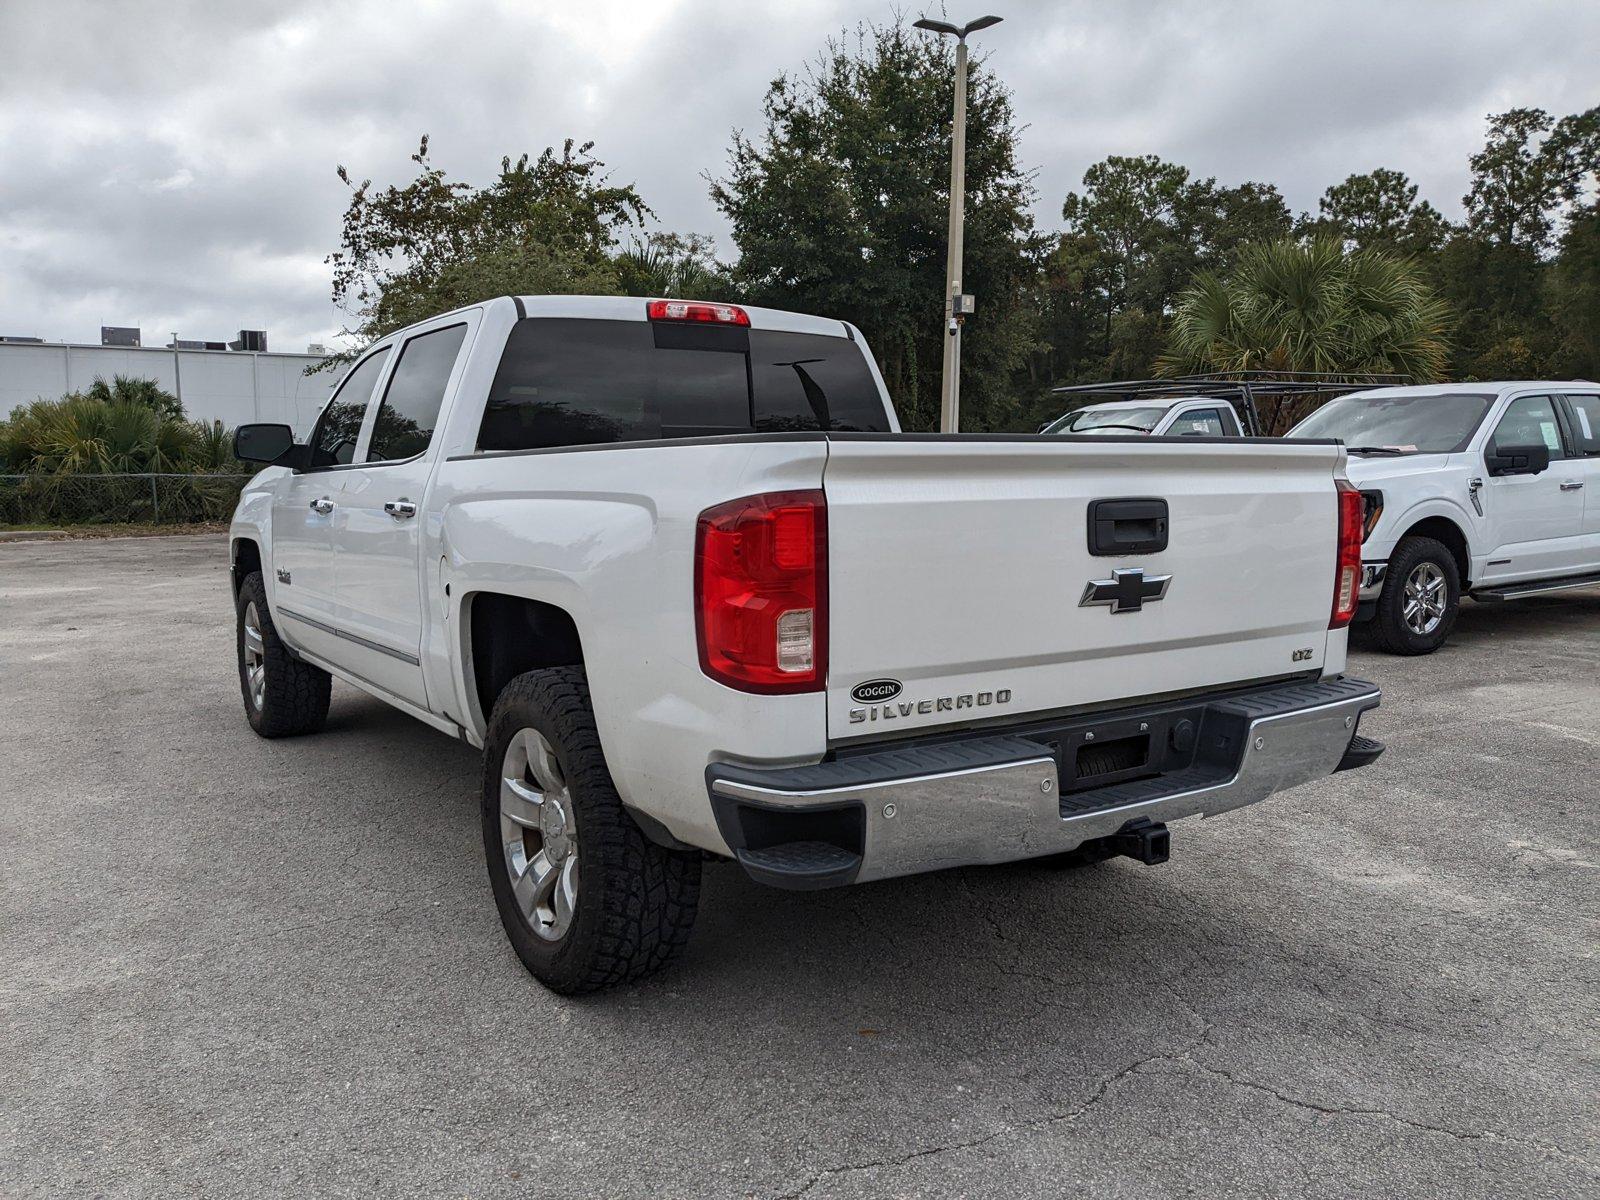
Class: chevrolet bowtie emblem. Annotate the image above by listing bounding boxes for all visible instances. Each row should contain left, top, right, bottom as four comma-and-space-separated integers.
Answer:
1079, 567, 1172, 614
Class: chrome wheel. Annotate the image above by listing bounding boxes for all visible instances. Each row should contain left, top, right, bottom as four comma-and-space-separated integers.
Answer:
242, 601, 266, 711
500, 728, 579, 942
1402, 561, 1448, 636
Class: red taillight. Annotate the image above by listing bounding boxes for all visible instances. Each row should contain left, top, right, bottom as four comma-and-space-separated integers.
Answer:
695, 490, 826, 693
1331, 479, 1363, 629
647, 298, 750, 327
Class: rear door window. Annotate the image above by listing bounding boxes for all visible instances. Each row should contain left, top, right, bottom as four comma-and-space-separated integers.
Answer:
363, 323, 468, 463
1563, 394, 1600, 455
477, 318, 889, 452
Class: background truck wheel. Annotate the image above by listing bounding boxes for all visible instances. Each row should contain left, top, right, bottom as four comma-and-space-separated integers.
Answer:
481, 666, 701, 993
236, 570, 331, 737
1369, 536, 1460, 655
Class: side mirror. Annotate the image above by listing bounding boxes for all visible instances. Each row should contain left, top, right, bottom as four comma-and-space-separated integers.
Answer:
1485, 442, 1551, 477
234, 423, 297, 465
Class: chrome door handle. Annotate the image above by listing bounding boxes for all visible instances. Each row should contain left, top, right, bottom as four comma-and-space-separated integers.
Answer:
309, 497, 335, 514
384, 500, 418, 520
1560, 480, 1584, 491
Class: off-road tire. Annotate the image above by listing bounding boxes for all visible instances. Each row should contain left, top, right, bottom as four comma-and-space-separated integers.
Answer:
236, 571, 331, 737
1369, 536, 1460, 655
481, 667, 701, 993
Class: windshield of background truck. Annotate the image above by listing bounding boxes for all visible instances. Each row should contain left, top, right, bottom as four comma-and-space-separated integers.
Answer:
1043, 406, 1167, 435
1289, 392, 1496, 453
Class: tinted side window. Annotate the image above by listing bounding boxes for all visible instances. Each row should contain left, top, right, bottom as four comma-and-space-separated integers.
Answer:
365, 324, 467, 463
1565, 394, 1600, 455
749, 331, 889, 432
311, 350, 389, 468
1490, 395, 1567, 460
1172, 408, 1224, 436
478, 319, 890, 452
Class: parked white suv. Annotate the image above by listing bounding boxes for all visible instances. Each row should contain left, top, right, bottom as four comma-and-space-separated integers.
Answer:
1288, 382, 1600, 653
228, 295, 1383, 992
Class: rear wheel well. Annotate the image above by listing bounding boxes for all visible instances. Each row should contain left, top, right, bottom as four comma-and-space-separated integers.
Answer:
468, 592, 585, 723
231, 537, 262, 600
1396, 517, 1470, 588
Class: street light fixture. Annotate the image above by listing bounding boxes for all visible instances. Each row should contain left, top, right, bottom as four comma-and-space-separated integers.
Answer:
915, 13, 1003, 434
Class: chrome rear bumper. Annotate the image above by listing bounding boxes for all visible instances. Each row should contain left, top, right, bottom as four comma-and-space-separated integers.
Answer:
708, 676, 1382, 888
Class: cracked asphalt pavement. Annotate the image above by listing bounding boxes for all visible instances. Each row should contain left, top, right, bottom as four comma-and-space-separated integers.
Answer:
2, 534, 1596, 1198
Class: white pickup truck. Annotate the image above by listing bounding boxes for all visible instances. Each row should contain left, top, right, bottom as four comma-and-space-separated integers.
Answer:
229, 295, 1383, 992
1040, 395, 1247, 438
1288, 382, 1600, 653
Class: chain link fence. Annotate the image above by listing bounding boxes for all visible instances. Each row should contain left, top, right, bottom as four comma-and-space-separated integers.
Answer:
0, 473, 257, 526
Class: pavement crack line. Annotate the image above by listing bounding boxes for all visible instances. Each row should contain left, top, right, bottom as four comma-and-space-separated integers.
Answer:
769, 1037, 1205, 1200
1182, 1062, 1591, 1165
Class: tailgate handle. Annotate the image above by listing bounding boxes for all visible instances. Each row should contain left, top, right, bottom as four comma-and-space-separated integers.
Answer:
1088, 498, 1168, 556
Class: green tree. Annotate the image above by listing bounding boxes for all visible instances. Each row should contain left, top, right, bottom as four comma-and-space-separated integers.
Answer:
1048, 155, 1289, 383
1160, 239, 1451, 430
1061, 154, 1191, 332
1544, 108, 1600, 377
612, 232, 730, 298
710, 21, 1045, 431
1, 394, 202, 474
1182, 179, 1295, 269
1464, 108, 1564, 253
84, 374, 185, 422
328, 135, 650, 344
1307, 168, 1450, 256
1436, 106, 1598, 378
1547, 207, 1600, 378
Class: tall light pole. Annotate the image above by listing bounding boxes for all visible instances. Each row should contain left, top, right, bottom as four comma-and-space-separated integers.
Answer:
915, 13, 1002, 433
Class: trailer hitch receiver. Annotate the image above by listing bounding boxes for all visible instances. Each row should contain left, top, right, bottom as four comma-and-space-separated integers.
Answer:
1107, 818, 1170, 865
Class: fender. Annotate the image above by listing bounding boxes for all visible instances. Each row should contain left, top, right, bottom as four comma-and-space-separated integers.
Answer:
229, 477, 278, 596
435, 492, 643, 747
1367, 494, 1479, 560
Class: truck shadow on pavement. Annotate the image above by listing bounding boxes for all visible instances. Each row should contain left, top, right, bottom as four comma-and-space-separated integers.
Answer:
317, 688, 1415, 1058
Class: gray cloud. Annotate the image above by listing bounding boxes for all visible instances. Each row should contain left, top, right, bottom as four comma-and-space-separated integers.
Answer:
1, 0, 1595, 352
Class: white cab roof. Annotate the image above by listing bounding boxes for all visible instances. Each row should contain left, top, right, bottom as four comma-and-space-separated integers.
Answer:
1342, 381, 1599, 401
1072, 395, 1221, 412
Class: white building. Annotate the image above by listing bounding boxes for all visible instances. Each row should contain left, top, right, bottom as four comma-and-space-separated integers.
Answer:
0, 333, 338, 437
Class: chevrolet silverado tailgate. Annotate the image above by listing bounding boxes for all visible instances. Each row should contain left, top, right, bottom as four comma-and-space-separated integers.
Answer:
822, 435, 1346, 740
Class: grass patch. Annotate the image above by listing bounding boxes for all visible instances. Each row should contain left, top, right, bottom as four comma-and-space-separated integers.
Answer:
0, 521, 228, 540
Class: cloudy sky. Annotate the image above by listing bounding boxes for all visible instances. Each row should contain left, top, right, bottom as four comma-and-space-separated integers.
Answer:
1, 0, 1595, 353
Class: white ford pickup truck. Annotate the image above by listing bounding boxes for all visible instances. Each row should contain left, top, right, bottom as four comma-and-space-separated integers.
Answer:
1040, 395, 1247, 438
1288, 382, 1600, 654
229, 295, 1383, 992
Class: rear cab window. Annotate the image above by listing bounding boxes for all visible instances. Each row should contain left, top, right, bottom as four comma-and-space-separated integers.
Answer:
476, 318, 890, 452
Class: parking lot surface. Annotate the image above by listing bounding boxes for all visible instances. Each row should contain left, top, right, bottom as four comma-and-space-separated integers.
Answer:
2, 533, 1596, 1199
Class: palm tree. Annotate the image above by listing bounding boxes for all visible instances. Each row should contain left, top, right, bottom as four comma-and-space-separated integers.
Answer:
0, 392, 201, 474
1160, 238, 1451, 431
613, 233, 729, 299
85, 374, 185, 421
